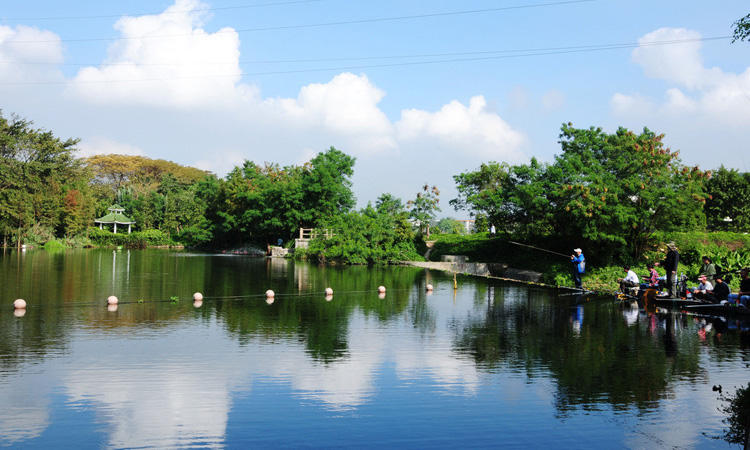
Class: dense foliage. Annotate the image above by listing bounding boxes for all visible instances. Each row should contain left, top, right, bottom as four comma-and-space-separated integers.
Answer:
0, 113, 90, 246
2, 109, 748, 272
704, 166, 750, 232
719, 383, 750, 447
298, 194, 422, 264
408, 184, 441, 238
452, 124, 711, 264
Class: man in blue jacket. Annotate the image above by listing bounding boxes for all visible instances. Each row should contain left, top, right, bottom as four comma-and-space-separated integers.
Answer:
571, 248, 585, 290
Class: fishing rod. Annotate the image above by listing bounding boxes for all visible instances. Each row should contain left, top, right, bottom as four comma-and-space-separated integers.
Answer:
508, 240, 571, 258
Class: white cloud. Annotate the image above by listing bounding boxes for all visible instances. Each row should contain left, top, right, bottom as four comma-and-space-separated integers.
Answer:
76, 136, 146, 158
0, 25, 63, 82
611, 27, 750, 170
541, 89, 565, 112
397, 95, 526, 160
613, 27, 750, 126
68, 0, 256, 108
193, 150, 245, 175
1, 0, 528, 206
271, 72, 397, 153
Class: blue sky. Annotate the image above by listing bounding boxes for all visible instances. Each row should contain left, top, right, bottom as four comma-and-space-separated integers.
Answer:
1, 0, 748, 216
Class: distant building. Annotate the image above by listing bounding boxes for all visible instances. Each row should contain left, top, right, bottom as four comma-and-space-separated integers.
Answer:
456, 219, 475, 233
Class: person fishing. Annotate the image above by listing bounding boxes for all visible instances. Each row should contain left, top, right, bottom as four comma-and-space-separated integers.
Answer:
657, 242, 680, 297
507, 240, 588, 290
571, 248, 585, 290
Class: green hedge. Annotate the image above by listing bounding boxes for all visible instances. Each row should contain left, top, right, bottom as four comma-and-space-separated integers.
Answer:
87, 227, 176, 248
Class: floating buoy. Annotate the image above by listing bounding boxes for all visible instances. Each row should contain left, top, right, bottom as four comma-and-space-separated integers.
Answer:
14, 309, 26, 318
265, 297, 275, 305
193, 300, 203, 308
426, 284, 434, 291
377, 286, 386, 293
325, 294, 333, 302
193, 292, 203, 301
13, 299, 26, 309
107, 304, 118, 312
325, 287, 333, 296
378, 292, 386, 300
107, 295, 118, 305
265, 289, 275, 298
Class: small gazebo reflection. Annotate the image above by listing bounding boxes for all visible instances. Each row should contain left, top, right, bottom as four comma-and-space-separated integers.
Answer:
95, 204, 136, 234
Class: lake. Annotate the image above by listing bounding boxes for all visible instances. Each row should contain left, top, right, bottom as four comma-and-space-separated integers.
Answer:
1, 249, 748, 448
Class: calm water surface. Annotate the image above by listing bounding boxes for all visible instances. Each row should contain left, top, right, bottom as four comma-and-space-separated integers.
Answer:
1, 249, 748, 448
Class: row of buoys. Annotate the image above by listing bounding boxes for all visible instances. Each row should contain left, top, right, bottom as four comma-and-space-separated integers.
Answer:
11, 283, 440, 315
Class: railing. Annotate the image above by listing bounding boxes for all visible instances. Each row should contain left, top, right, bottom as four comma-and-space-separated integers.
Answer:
298, 228, 334, 240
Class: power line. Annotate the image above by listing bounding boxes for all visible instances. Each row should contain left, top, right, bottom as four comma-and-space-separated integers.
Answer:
0, 35, 731, 86
1, 0, 324, 21
6, 0, 595, 44
0, 36, 730, 67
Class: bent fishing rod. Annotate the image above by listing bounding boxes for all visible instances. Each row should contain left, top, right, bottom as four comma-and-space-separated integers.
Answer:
508, 240, 571, 258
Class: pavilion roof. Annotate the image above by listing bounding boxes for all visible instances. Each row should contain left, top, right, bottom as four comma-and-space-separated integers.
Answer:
95, 206, 135, 224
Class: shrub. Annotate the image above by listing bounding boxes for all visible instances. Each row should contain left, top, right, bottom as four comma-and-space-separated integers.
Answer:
43, 239, 66, 251
87, 227, 175, 248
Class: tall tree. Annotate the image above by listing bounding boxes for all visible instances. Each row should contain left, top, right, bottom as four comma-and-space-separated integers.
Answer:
0, 112, 87, 245
301, 147, 356, 226
408, 184, 441, 238
704, 166, 750, 231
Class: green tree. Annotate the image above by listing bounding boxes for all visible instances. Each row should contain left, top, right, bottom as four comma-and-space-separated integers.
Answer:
434, 217, 466, 235
451, 124, 708, 263
451, 161, 510, 227
732, 13, 750, 43
303, 204, 421, 264
719, 383, 750, 447
0, 112, 87, 246
408, 184, 441, 238
704, 166, 750, 231
301, 147, 356, 226
548, 124, 707, 261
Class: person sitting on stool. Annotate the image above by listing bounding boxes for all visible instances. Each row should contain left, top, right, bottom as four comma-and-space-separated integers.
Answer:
618, 266, 639, 294
693, 274, 713, 299
709, 274, 730, 304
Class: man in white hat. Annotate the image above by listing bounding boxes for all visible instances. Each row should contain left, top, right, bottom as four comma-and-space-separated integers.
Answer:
570, 248, 585, 289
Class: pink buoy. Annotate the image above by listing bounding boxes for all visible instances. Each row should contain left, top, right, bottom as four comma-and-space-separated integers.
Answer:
325, 287, 333, 296
426, 284, 434, 291
13, 299, 26, 309
193, 292, 203, 301
265, 289, 275, 298
377, 286, 386, 294
107, 296, 118, 305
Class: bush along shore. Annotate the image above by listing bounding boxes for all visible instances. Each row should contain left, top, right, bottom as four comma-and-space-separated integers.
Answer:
422, 232, 750, 292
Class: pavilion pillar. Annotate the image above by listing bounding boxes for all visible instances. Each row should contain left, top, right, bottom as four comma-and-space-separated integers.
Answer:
99, 224, 103, 230
128, 224, 131, 234
114, 223, 118, 234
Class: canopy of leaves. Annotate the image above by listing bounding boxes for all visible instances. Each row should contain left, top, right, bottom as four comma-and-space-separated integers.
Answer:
452, 124, 709, 263
704, 166, 750, 232
408, 184, 441, 237
0, 111, 90, 243
732, 13, 750, 42
302, 195, 420, 264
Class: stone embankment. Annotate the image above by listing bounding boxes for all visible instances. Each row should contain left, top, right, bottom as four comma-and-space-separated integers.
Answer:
405, 255, 543, 283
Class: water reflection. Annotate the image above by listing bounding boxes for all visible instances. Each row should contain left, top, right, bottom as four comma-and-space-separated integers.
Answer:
0, 250, 748, 448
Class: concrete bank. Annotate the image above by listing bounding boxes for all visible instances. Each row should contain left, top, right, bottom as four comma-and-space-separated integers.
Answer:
403, 259, 580, 292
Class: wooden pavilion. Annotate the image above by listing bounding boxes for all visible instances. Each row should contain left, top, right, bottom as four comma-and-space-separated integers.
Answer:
95, 204, 136, 234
